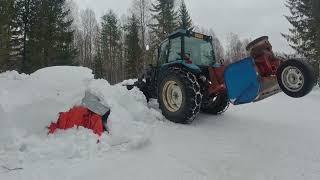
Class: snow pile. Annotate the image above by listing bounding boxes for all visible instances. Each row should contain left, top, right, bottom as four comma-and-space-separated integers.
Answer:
1, 67, 93, 133
0, 70, 28, 80
0, 66, 163, 168
87, 80, 163, 147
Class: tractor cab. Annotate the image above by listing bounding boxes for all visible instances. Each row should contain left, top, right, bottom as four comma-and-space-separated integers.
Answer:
157, 29, 216, 67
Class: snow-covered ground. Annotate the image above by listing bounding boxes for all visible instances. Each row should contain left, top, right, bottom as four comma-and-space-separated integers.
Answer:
0, 66, 320, 180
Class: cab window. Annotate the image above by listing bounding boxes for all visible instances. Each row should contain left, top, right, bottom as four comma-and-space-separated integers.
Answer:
159, 40, 169, 65
168, 37, 182, 62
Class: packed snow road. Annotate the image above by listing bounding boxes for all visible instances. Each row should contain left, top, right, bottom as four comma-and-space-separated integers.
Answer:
0, 67, 319, 180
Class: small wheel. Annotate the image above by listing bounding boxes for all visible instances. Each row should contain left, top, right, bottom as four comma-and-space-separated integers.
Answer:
158, 67, 202, 124
201, 93, 230, 115
277, 59, 316, 98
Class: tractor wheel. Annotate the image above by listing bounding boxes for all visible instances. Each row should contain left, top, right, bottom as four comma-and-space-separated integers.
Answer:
158, 67, 202, 124
201, 93, 230, 115
277, 59, 316, 98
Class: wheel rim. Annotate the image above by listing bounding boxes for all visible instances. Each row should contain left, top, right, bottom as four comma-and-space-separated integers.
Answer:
162, 81, 183, 112
281, 66, 305, 92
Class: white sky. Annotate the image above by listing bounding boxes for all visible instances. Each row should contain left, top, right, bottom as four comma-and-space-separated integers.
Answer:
73, 0, 293, 53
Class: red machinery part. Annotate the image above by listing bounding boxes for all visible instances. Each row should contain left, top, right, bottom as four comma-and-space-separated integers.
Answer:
207, 36, 283, 98
246, 36, 282, 77
254, 51, 281, 77
208, 66, 226, 95
246, 36, 283, 101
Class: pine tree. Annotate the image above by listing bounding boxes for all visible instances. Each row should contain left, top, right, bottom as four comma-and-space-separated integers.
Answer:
283, 0, 320, 60
178, 0, 192, 29
125, 14, 143, 79
150, 0, 178, 42
101, 10, 122, 83
0, 0, 15, 71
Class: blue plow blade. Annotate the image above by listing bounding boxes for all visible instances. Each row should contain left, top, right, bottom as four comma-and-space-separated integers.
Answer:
224, 57, 260, 105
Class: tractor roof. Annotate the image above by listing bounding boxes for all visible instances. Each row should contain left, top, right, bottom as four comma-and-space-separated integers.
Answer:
165, 29, 213, 42
168, 29, 189, 39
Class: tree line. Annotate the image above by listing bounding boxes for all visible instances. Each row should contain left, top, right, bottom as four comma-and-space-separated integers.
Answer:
1, 0, 319, 84
0, 0, 250, 83
0, 0, 76, 74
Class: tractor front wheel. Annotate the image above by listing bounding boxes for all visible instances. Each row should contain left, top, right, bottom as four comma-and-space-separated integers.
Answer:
158, 68, 202, 124
277, 59, 316, 98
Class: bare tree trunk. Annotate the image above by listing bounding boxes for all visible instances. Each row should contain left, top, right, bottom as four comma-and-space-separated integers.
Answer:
78, 8, 98, 68
21, 0, 31, 72
132, 0, 151, 68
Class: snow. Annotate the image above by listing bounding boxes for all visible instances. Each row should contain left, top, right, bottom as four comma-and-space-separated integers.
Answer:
1, 66, 320, 180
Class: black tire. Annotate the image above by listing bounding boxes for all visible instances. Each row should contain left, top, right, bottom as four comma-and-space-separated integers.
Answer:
277, 59, 316, 98
201, 93, 230, 115
139, 84, 152, 102
158, 67, 202, 124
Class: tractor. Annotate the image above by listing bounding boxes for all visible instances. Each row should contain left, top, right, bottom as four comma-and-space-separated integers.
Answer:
127, 29, 317, 124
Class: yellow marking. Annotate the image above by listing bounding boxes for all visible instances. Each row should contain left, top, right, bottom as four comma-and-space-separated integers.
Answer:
194, 33, 204, 39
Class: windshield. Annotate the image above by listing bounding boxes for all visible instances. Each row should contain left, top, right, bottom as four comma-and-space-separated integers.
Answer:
184, 37, 215, 66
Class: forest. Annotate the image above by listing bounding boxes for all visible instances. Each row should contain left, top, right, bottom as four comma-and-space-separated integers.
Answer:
0, 0, 319, 84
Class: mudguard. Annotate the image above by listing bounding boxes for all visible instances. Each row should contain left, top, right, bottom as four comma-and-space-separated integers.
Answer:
224, 58, 260, 105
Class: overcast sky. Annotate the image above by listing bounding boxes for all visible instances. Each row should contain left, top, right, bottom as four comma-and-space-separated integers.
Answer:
74, 0, 293, 53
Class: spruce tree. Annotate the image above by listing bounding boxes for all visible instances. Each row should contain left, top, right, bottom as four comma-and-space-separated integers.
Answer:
9, 0, 75, 73
28, 0, 75, 71
0, 0, 75, 73
283, 0, 320, 60
178, 0, 192, 29
150, 0, 178, 42
12, 0, 41, 73
125, 14, 143, 79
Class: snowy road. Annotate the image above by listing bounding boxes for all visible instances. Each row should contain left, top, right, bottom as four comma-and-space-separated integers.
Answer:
1, 67, 320, 180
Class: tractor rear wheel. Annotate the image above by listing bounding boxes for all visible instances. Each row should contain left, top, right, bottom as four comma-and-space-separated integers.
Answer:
158, 68, 202, 124
277, 59, 316, 98
201, 93, 229, 115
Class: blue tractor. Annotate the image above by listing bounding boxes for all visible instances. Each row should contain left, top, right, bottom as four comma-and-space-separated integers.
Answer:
127, 29, 317, 124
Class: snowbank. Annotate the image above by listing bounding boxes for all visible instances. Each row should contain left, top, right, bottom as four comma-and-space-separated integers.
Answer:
0, 66, 163, 168
2, 66, 319, 180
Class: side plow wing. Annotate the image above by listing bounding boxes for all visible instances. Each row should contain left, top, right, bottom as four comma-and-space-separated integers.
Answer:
224, 58, 281, 105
